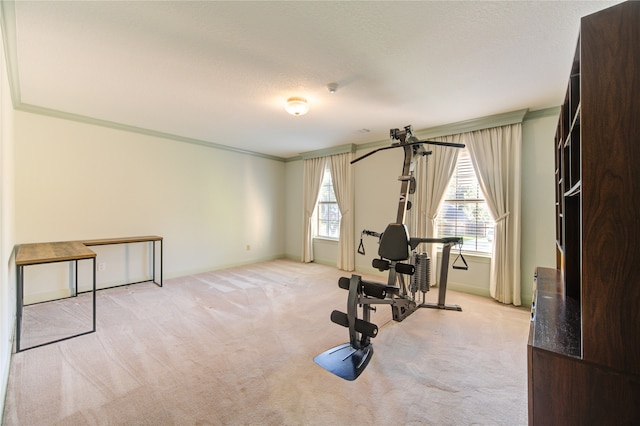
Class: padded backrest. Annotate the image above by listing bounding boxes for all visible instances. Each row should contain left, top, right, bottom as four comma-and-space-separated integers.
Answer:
378, 223, 410, 261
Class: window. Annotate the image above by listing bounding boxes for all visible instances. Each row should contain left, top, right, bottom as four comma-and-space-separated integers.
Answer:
316, 164, 341, 239
437, 149, 493, 254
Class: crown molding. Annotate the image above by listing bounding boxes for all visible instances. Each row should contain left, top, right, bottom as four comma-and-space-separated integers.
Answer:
299, 144, 356, 160
346, 108, 536, 157
1, 0, 21, 107
16, 103, 287, 162
524, 106, 561, 120
413, 109, 529, 140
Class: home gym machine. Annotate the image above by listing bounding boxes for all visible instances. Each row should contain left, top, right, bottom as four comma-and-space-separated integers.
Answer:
314, 125, 468, 381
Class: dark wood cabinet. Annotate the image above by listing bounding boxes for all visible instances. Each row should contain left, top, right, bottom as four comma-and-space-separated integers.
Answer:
528, 2, 640, 424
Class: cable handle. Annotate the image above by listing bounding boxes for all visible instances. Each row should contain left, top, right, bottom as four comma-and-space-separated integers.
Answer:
358, 229, 382, 256
452, 243, 469, 270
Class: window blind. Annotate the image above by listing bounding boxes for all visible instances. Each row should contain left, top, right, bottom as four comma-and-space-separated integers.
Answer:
437, 149, 494, 253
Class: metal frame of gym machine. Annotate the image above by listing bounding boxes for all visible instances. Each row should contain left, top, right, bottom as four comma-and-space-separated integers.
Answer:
314, 125, 468, 381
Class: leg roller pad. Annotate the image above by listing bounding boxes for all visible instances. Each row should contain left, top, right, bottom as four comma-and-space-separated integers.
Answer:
338, 276, 352, 291
362, 280, 399, 298
338, 276, 398, 298
394, 262, 415, 275
330, 310, 378, 338
372, 258, 390, 271
361, 281, 390, 299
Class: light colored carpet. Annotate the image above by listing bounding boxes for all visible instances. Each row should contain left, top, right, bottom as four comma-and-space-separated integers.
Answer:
3, 259, 530, 425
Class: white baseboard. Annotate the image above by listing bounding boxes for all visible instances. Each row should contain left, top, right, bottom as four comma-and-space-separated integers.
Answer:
23, 289, 71, 305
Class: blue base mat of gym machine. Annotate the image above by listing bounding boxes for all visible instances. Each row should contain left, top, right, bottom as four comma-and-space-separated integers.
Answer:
314, 342, 373, 381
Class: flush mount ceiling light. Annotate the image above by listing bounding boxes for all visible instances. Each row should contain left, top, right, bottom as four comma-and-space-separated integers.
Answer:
286, 97, 308, 116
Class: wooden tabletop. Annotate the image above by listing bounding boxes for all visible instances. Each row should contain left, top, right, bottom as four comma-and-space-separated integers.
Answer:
16, 236, 162, 266
81, 236, 163, 246
16, 242, 97, 266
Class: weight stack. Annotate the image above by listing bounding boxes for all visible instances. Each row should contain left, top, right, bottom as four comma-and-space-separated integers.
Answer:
411, 252, 431, 293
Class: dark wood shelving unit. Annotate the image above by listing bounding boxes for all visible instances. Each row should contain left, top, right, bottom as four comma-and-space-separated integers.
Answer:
528, 2, 640, 424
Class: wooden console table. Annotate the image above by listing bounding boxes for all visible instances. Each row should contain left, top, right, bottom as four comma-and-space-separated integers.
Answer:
16, 241, 97, 352
15, 236, 163, 352
81, 236, 163, 288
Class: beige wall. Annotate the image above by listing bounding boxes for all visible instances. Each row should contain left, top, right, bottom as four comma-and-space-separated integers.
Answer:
520, 113, 557, 304
14, 111, 287, 298
0, 29, 16, 418
284, 159, 303, 260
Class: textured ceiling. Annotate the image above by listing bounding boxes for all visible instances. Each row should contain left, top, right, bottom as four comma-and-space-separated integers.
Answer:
5, 0, 620, 158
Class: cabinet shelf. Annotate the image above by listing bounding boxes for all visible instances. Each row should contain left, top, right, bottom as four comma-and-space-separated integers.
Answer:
564, 181, 581, 197
570, 105, 581, 130
529, 3, 640, 424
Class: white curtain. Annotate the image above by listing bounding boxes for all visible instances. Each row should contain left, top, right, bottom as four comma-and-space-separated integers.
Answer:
409, 135, 461, 285
466, 124, 522, 305
329, 152, 355, 271
301, 157, 326, 263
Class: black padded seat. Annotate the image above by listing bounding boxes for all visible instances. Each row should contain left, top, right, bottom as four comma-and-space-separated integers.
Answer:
378, 223, 410, 261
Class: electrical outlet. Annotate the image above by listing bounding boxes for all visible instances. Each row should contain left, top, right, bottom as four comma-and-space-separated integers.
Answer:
98, 263, 106, 272
246, 245, 251, 251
